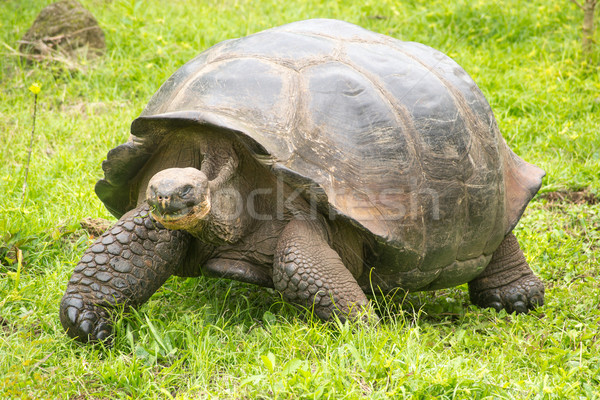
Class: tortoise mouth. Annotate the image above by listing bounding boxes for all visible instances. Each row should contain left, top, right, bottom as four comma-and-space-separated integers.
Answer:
150, 200, 211, 230
151, 206, 193, 222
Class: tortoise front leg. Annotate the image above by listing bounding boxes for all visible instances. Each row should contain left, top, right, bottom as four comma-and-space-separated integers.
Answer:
60, 204, 190, 342
469, 232, 544, 314
273, 218, 373, 322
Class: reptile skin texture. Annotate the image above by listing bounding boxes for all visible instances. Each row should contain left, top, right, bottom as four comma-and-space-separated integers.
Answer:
469, 232, 544, 314
273, 219, 370, 322
60, 204, 190, 342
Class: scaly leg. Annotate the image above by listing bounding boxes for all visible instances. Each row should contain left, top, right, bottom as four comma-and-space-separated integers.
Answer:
469, 232, 544, 314
273, 218, 372, 322
60, 204, 190, 342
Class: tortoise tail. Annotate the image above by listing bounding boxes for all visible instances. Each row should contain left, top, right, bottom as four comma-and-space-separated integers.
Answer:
503, 146, 545, 233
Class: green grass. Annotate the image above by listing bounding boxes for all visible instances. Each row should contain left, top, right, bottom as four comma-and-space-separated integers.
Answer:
1, 0, 599, 398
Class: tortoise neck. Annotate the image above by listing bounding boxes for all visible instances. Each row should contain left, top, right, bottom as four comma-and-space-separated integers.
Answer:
188, 209, 250, 246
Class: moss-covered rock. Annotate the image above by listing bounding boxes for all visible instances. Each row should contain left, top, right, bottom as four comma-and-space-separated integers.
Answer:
18, 0, 105, 66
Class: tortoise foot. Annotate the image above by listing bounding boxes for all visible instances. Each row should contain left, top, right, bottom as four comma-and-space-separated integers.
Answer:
60, 294, 113, 342
470, 274, 544, 314
469, 233, 544, 314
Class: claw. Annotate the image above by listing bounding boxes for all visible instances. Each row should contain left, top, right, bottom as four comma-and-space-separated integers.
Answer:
79, 319, 93, 335
488, 301, 503, 312
530, 294, 544, 308
94, 320, 112, 342
60, 294, 113, 342
512, 301, 528, 314
66, 306, 79, 325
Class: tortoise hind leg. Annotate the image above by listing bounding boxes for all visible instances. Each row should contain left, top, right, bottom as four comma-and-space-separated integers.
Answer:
60, 204, 190, 342
469, 232, 544, 314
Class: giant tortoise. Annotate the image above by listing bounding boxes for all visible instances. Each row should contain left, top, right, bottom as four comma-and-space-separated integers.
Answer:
60, 19, 545, 342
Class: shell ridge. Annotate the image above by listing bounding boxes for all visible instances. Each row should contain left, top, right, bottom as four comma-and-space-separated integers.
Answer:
206, 53, 309, 72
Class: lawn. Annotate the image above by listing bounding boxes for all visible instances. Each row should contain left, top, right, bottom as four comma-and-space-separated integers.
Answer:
1, 0, 599, 398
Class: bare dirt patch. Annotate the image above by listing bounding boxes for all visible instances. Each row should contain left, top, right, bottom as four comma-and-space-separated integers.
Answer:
80, 217, 112, 237
539, 189, 598, 205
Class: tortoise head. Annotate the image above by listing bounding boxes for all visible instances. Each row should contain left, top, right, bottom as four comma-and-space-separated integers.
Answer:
146, 167, 211, 231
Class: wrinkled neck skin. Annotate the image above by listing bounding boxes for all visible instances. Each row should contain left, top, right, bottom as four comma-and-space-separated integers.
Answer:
150, 190, 251, 247
185, 183, 252, 246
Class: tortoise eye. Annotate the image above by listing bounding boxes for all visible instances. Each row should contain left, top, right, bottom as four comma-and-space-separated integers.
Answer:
181, 185, 192, 196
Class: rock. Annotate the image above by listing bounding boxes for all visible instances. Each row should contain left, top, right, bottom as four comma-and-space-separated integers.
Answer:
18, 0, 105, 67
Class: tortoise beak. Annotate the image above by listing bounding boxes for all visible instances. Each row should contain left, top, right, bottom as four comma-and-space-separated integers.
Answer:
148, 190, 182, 217
153, 192, 175, 214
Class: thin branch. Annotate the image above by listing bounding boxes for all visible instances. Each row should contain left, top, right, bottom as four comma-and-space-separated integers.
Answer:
570, 0, 584, 9
2, 41, 84, 71
571, 0, 599, 8
16, 26, 102, 49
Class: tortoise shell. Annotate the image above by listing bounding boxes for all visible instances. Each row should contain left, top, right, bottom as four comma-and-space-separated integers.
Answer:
96, 19, 544, 291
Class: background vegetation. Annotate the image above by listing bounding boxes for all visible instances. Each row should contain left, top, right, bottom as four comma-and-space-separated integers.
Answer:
1, 0, 598, 398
